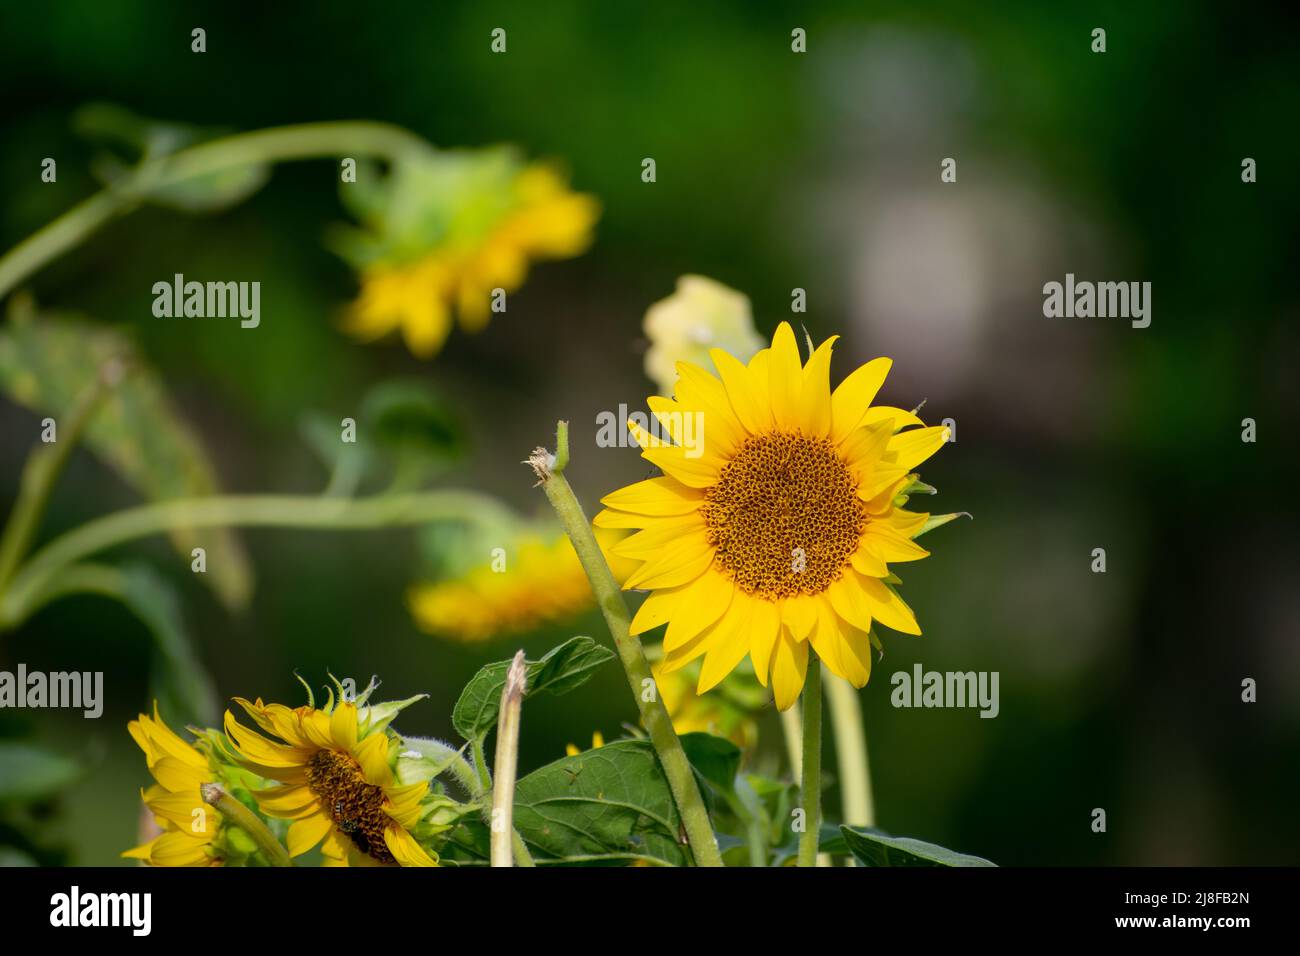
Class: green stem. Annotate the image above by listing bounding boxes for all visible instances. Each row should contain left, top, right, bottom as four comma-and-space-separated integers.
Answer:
200, 782, 292, 867
0, 121, 433, 300
0, 364, 118, 591
527, 422, 725, 868
826, 671, 875, 829
797, 655, 823, 868
0, 489, 505, 627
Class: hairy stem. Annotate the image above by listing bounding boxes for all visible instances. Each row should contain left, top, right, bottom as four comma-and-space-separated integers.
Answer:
200, 782, 292, 867
527, 421, 724, 868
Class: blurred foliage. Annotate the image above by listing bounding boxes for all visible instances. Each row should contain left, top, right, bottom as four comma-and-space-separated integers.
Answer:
0, 0, 1295, 866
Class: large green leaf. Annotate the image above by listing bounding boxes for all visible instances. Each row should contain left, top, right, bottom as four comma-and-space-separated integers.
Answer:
0, 303, 252, 609
679, 731, 742, 795
839, 825, 996, 867
0, 743, 81, 803
451, 636, 614, 742
512, 739, 690, 866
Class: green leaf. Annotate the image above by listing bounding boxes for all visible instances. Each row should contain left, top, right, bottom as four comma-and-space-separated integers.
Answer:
839, 825, 996, 867
360, 379, 465, 483
0, 743, 81, 803
75, 103, 270, 214
680, 731, 742, 795
512, 739, 690, 866
0, 304, 253, 609
914, 512, 972, 539
300, 379, 465, 494
451, 636, 614, 742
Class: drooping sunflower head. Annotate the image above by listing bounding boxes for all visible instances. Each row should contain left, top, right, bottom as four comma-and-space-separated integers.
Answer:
123, 704, 223, 867
407, 531, 594, 642
223, 679, 437, 867
596, 322, 951, 710
335, 147, 599, 358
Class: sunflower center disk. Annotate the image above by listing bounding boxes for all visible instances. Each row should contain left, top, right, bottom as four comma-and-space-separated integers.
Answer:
306, 749, 395, 864
700, 433, 866, 599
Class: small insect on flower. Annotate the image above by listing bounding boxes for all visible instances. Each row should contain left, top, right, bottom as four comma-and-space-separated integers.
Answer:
223, 681, 438, 866
596, 322, 952, 710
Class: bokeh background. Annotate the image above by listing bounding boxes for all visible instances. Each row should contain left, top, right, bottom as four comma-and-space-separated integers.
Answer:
1, 0, 1297, 866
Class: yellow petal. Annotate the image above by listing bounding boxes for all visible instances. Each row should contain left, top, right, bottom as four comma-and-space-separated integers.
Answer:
850, 544, 890, 577
827, 573, 876, 634
831, 357, 892, 444
353, 732, 393, 787
599, 477, 704, 516
771, 631, 809, 711
330, 702, 359, 752
663, 570, 734, 652
798, 336, 837, 438
886, 425, 949, 472
629, 585, 686, 635
286, 811, 333, 857
638, 441, 721, 489
767, 322, 804, 430
711, 347, 770, 434
384, 826, 439, 867
863, 405, 922, 432
623, 531, 715, 590
781, 594, 818, 641
249, 785, 320, 820
612, 513, 708, 558
858, 574, 921, 635
862, 524, 930, 563
696, 594, 758, 694
674, 361, 746, 453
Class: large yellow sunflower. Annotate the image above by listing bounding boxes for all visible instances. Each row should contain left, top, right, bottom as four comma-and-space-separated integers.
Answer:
223, 697, 437, 867
595, 322, 949, 711
123, 704, 222, 867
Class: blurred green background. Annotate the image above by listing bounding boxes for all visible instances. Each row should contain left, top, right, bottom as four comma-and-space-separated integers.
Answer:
1, 0, 1297, 865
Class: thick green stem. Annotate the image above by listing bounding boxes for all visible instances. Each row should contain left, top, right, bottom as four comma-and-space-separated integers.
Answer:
0, 489, 506, 627
826, 672, 875, 829
200, 782, 292, 867
797, 655, 823, 868
490, 651, 526, 867
528, 422, 724, 868
0, 121, 433, 300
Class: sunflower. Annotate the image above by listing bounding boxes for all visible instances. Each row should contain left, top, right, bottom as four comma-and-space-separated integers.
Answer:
343, 162, 599, 358
595, 322, 949, 711
123, 704, 223, 867
643, 275, 765, 396
408, 532, 594, 642
223, 696, 437, 867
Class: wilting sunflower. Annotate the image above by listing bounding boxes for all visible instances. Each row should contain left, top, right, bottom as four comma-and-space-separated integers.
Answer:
123, 705, 222, 867
408, 532, 593, 642
341, 156, 599, 358
595, 322, 949, 711
224, 696, 436, 867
